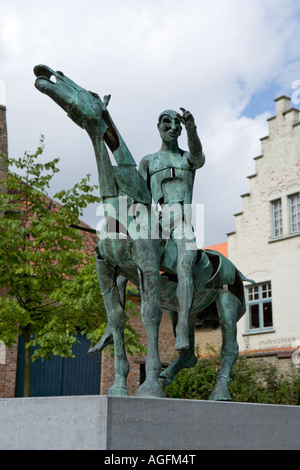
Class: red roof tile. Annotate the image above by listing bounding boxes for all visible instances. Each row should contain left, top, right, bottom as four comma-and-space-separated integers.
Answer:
204, 241, 228, 257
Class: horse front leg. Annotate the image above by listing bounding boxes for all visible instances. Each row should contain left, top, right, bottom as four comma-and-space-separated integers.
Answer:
209, 289, 243, 401
95, 257, 129, 396
136, 266, 163, 398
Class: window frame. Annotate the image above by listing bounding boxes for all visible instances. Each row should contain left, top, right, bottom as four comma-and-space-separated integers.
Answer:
246, 282, 274, 333
289, 192, 300, 235
271, 198, 283, 239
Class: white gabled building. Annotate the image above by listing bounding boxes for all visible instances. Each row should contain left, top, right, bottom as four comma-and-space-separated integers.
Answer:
228, 96, 300, 368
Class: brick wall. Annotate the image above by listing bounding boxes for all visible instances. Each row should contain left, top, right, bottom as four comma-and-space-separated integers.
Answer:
195, 326, 222, 356
243, 352, 298, 376
0, 341, 18, 398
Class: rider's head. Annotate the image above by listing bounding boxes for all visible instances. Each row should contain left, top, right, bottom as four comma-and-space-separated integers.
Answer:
157, 110, 182, 142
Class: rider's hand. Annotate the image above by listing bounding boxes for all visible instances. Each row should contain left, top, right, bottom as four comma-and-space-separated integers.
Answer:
179, 108, 196, 129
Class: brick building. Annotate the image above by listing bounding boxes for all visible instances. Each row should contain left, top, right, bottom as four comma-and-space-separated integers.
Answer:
228, 96, 300, 372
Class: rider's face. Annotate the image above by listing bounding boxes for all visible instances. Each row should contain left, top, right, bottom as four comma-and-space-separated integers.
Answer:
158, 114, 182, 142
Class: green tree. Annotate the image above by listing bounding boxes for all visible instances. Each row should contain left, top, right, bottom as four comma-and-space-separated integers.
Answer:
0, 138, 143, 396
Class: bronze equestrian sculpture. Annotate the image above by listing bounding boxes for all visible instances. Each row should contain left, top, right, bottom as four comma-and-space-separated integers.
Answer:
34, 65, 253, 401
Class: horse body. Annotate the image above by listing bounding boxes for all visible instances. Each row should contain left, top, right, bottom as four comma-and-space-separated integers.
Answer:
34, 65, 253, 400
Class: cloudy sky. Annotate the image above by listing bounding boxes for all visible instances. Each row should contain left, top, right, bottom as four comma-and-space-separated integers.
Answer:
1, 0, 300, 246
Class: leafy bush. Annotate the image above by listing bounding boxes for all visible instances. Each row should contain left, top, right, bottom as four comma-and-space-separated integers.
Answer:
165, 353, 300, 405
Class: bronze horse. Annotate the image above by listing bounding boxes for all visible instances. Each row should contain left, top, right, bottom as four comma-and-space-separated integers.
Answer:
34, 65, 253, 400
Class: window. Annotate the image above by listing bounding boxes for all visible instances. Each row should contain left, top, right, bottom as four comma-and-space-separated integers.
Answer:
271, 199, 283, 238
246, 282, 273, 332
289, 193, 300, 234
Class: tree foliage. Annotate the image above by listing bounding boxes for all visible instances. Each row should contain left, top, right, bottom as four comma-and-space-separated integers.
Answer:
0, 138, 143, 379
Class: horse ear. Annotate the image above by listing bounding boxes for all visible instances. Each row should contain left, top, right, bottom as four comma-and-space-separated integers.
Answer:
103, 95, 111, 107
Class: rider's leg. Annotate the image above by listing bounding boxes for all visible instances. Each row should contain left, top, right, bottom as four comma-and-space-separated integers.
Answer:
174, 239, 197, 351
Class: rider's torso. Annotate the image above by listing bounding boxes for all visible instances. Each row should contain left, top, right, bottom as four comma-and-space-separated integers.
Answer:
148, 151, 195, 204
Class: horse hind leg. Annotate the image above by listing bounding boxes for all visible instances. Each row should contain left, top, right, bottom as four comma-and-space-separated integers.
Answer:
88, 275, 127, 354
209, 289, 243, 401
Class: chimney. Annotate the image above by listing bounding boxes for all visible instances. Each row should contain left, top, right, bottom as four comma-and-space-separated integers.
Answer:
0, 103, 8, 193
274, 95, 300, 126
0, 104, 8, 155
274, 96, 291, 115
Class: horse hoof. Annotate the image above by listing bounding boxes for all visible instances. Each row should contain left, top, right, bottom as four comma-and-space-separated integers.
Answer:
158, 376, 171, 391
107, 385, 128, 397
136, 382, 165, 399
209, 383, 232, 401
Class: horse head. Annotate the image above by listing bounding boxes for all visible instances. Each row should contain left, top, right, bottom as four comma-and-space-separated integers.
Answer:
34, 64, 108, 136
34, 65, 136, 165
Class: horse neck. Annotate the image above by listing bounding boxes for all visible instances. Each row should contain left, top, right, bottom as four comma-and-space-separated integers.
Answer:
90, 132, 118, 199
89, 121, 137, 199
88, 127, 150, 233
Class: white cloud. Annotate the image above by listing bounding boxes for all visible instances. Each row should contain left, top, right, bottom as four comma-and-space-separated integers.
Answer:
0, 81, 6, 106
1, 14, 22, 56
0, 0, 299, 244
197, 110, 271, 244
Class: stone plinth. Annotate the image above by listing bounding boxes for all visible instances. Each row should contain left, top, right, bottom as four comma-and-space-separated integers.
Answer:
0, 395, 299, 450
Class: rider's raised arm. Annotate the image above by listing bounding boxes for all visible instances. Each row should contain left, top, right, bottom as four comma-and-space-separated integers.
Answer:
187, 125, 205, 169
180, 108, 205, 170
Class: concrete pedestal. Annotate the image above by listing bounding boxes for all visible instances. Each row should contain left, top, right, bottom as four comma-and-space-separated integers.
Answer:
1, 395, 300, 450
